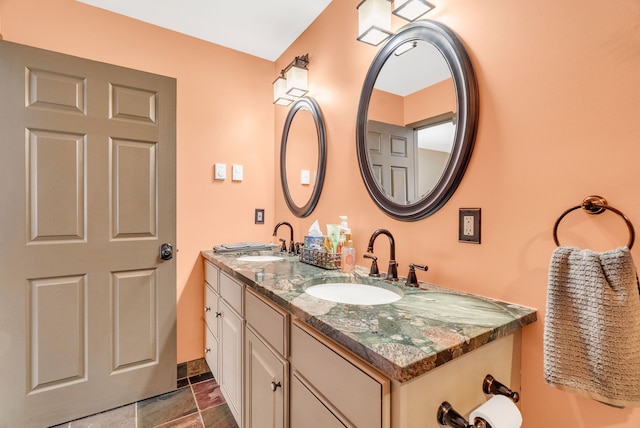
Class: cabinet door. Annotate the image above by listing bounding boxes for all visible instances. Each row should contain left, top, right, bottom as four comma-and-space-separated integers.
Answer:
290, 373, 345, 428
245, 328, 286, 428
205, 324, 219, 381
220, 299, 243, 427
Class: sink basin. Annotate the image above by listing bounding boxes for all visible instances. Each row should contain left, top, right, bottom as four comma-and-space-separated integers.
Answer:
305, 282, 402, 305
236, 255, 284, 262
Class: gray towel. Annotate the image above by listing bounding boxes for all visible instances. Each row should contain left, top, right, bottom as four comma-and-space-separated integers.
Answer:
213, 242, 278, 253
544, 246, 640, 407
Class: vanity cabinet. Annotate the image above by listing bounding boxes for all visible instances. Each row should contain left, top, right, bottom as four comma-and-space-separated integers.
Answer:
244, 288, 289, 428
202, 252, 533, 428
203, 261, 220, 380
219, 271, 244, 427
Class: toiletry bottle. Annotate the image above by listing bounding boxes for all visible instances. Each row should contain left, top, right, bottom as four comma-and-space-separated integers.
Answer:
341, 232, 356, 273
338, 215, 349, 253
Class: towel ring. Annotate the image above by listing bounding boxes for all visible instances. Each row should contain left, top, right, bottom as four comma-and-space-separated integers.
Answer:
553, 195, 635, 249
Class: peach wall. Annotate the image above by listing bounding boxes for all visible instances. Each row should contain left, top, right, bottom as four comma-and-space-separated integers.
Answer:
369, 89, 405, 125
404, 77, 456, 124
370, 79, 455, 125
0, 0, 275, 363
274, 1, 640, 427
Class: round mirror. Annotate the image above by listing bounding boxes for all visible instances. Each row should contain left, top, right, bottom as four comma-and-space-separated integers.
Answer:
280, 97, 327, 217
356, 20, 478, 221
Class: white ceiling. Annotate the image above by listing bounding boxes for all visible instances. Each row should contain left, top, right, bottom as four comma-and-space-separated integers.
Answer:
77, 0, 332, 61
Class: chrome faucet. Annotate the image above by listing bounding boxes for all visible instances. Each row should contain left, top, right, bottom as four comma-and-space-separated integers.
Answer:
273, 221, 295, 254
366, 229, 398, 281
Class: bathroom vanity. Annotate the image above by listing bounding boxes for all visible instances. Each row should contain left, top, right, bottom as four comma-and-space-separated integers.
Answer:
201, 250, 536, 428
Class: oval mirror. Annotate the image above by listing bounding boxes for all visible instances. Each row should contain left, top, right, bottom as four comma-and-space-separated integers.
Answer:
280, 97, 327, 217
356, 20, 478, 221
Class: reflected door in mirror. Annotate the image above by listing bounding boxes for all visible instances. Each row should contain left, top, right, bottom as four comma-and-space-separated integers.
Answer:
366, 120, 415, 204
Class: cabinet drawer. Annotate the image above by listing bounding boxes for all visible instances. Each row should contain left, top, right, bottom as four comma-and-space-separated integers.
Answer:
220, 271, 243, 315
291, 321, 389, 428
245, 289, 287, 356
204, 260, 219, 292
205, 285, 219, 339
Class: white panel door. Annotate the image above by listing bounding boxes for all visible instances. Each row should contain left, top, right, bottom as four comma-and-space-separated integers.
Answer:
0, 40, 177, 427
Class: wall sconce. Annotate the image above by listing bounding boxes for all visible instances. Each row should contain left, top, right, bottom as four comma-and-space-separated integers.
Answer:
285, 54, 309, 97
392, 0, 435, 22
357, 0, 436, 46
273, 54, 309, 106
273, 71, 294, 106
357, 0, 393, 46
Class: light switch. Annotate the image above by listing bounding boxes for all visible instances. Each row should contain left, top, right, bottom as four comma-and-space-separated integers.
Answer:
214, 163, 226, 180
300, 169, 311, 185
232, 164, 243, 181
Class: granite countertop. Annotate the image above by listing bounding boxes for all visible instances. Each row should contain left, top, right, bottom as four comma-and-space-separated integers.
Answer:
201, 249, 537, 383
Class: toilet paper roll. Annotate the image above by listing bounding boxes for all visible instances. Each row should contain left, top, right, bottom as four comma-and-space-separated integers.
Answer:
469, 395, 522, 428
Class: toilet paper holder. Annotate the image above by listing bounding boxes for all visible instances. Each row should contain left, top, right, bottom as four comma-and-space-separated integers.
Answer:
437, 374, 519, 428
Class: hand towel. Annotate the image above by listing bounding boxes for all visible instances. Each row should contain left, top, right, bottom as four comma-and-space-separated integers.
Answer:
544, 246, 640, 407
213, 242, 278, 253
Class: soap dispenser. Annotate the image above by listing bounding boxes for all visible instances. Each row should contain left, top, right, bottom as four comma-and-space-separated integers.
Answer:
341, 232, 356, 273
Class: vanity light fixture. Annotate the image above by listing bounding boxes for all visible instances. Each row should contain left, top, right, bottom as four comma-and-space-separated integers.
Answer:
357, 0, 393, 46
285, 54, 309, 97
392, 0, 435, 22
273, 70, 294, 106
273, 54, 310, 106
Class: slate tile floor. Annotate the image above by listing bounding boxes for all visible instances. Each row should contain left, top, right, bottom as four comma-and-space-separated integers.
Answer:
53, 359, 238, 428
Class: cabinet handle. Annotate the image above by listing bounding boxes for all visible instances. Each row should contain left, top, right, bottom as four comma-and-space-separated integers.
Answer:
215, 312, 222, 318
205, 306, 211, 312
205, 348, 211, 353
270, 381, 282, 392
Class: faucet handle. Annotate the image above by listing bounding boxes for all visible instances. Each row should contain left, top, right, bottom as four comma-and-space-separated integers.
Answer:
405, 263, 428, 287
288, 240, 296, 254
279, 239, 287, 252
363, 253, 380, 277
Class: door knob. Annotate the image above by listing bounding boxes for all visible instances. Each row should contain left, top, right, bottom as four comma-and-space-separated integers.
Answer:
160, 243, 173, 260
271, 381, 282, 392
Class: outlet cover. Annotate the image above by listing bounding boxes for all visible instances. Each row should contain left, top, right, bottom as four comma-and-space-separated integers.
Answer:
459, 208, 481, 244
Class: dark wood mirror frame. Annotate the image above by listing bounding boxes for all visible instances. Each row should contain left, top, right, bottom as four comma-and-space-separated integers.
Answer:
280, 96, 327, 218
356, 20, 479, 221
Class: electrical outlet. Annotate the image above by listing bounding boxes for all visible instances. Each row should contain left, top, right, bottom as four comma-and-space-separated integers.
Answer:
463, 215, 474, 236
459, 208, 481, 244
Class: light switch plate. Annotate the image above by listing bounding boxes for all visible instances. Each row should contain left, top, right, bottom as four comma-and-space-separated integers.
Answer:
214, 163, 226, 180
232, 164, 243, 181
300, 169, 311, 185
255, 208, 264, 224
